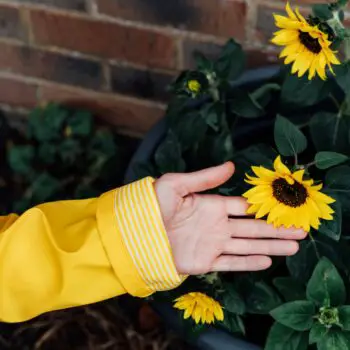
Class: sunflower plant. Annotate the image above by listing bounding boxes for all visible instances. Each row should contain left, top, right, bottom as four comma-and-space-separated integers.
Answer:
132, 1, 350, 349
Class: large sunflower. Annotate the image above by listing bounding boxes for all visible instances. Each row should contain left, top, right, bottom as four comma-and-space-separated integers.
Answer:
243, 156, 335, 232
271, 2, 340, 80
174, 292, 224, 325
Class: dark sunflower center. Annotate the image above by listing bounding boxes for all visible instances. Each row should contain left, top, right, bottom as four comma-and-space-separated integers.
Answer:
272, 178, 308, 207
298, 31, 322, 54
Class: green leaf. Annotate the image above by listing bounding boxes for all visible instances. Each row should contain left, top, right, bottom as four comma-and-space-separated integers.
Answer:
317, 329, 350, 350
334, 62, 350, 92
38, 143, 57, 165
286, 238, 347, 284
223, 285, 245, 315
309, 322, 329, 344
230, 89, 264, 118
306, 257, 346, 307
30, 173, 61, 203
325, 165, 350, 211
155, 131, 186, 173
310, 112, 350, 153
318, 200, 342, 241
210, 130, 234, 164
59, 139, 82, 164
222, 314, 245, 335
265, 322, 308, 350
245, 281, 282, 314
214, 39, 245, 81
338, 306, 350, 330
270, 301, 316, 331
312, 4, 333, 20
28, 103, 68, 141
8, 145, 35, 175
89, 129, 117, 158
171, 111, 208, 151
280, 74, 331, 108
67, 110, 93, 137
273, 277, 306, 302
315, 152, 348, 169
274, 115, 307, 157
250, 83, 281, 108
194, 51, 213, 72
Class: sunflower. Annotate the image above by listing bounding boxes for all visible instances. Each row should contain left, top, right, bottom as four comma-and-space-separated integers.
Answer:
173, 292, 224, 325
271, 2, 340, 80
187, 79, 202, 94
242, 156, 335, 232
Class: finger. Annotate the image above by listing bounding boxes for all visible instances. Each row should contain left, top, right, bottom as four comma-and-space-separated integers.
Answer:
212, 255, 272, 272
175, 162, 235, 196
223, 239, 299, 256
229, 219, 307, 240
225, 197, 250, 216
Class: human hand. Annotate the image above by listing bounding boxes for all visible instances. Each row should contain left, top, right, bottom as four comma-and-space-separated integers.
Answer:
154, 162, 307, 275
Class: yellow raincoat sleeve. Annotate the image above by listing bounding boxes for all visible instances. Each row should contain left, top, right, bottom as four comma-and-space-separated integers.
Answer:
0, 177, 184, 323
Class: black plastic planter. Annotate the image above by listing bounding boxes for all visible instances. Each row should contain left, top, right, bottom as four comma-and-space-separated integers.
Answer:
124, 66, 281, 350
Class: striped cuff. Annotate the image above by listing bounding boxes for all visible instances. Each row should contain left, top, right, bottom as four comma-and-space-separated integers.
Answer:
113, 177, 184, 292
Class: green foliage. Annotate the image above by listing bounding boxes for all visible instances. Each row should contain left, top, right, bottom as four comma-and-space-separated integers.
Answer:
214, 39, 245, 81
265, 323, 308, 350
306, 257, 346, 307
314, 152, 348, 169
274, 115, 307, 157
270, 301, 315, 331
5, 103, 124, 212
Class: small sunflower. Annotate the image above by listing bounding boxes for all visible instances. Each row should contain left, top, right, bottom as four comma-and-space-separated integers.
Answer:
243, 156, 335, 232
187, 79, 202, 94
271, 2, 340, 80
174, 292, 224, 325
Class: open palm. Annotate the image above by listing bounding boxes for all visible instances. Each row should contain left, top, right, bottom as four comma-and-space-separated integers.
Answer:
155, 163, 306, 275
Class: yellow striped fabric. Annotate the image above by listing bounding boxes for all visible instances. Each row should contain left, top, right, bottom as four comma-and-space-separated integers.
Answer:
114, 177, 183, 291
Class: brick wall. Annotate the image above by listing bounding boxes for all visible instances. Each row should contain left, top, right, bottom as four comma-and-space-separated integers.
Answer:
0, 0, 348, 136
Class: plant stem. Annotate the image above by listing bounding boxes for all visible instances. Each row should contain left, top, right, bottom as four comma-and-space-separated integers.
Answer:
297, 121, 310, 129
309, 232, 321, 261
330, 93, 340, 110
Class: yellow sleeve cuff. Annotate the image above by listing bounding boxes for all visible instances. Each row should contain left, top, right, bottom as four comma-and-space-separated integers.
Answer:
97, 177, 184, 297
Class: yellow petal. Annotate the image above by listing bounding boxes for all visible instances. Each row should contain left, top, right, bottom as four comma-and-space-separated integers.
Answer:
256, 197, 278, 218
274, 156, 291, 176
295, 8, 307, 23
292, 169, 305, 183
308, 57, 317, 80
274, 15, 301, 29
246, 203, 261, 215
242, 185, 270, 198
252, 166, 277, 179
184, 302, 195, 319
272, 29, 299, 45
286, 2, 298, 20
194, 305, 202, 324
213, 303, 224, 321
310, 190, 336, 204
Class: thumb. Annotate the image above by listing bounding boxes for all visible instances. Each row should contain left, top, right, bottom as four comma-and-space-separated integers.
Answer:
176, 162, 235, 196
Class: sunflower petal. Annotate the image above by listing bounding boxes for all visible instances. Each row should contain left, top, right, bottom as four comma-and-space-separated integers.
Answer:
274, 156, 291, 175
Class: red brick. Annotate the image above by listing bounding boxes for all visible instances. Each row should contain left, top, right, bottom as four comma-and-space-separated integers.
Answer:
30, 9, 176, 69
0, 77, 37, 108
246, 48, 280, 68
0, 42, 104, 90
15, 0, 87, 11
97, 0, 246, 40
39, 84, 166, 135
0, 4, 27, 41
